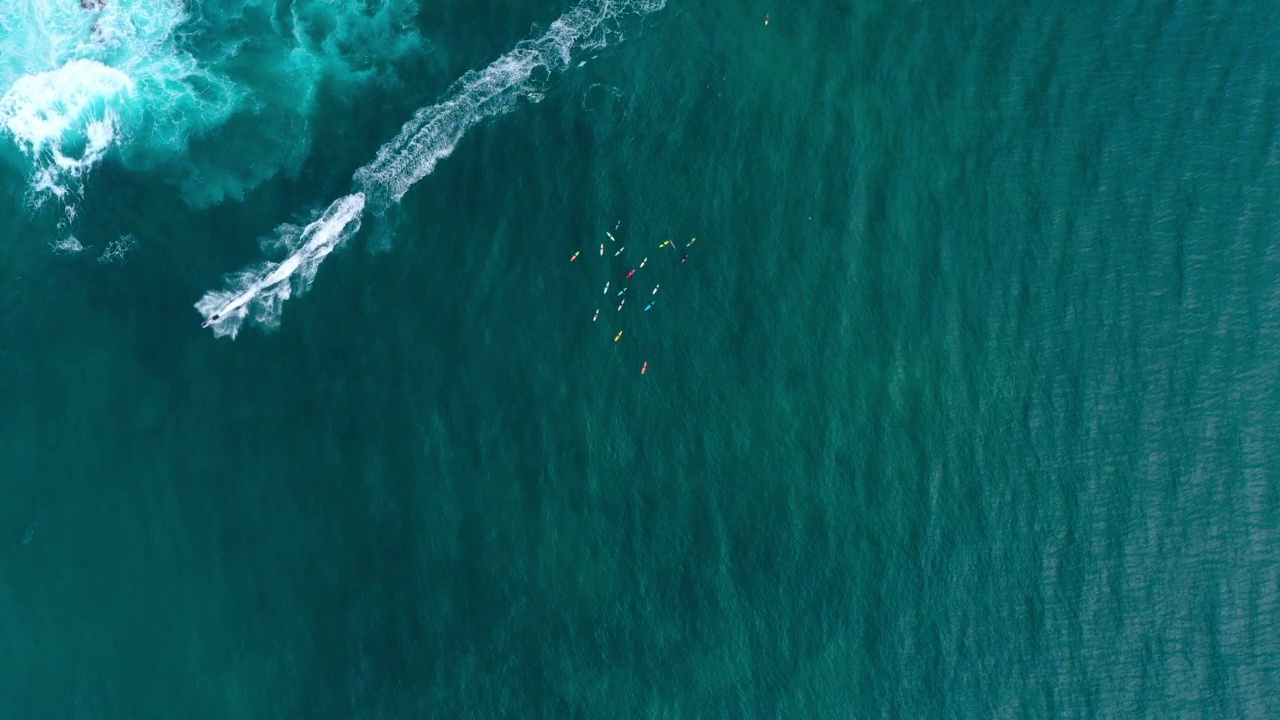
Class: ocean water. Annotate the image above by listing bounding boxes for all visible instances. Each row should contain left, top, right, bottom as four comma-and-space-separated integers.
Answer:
2, 0, 1279, 717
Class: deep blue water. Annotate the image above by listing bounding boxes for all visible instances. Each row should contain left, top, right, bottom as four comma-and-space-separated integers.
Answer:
1, 0, 1278, 717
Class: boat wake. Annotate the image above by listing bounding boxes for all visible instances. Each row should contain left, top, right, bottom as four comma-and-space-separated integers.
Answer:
196, 0, 665, 339
195, 193, 365, 338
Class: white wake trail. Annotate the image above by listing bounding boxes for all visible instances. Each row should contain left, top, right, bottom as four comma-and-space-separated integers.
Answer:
196, 0, 665, 338
195, 193, 365, 338
354, 0, 662, 204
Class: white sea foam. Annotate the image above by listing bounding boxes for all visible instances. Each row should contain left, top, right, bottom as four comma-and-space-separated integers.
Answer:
49, 236, 84, 255
200, 0, 664, 337
0, 1, 195, 208
0, 59, 134, 203
195, 193, 365, 338
97, 233, 138, 264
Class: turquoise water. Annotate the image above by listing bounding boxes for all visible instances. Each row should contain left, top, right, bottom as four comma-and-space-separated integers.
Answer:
3, 0, 1280, 716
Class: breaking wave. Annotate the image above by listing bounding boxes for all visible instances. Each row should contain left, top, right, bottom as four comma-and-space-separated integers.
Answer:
0, 0, 427, 222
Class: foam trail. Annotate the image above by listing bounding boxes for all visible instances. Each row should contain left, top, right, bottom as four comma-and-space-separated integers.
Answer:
195, 193, 365, 338
198, 0, 665, 337
356, 0, 664, 204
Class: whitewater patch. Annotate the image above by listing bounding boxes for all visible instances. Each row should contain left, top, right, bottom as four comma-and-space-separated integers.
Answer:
0, 59, 134, 203
0, 0, 194, 209
198, 0, 666, 338
1, 0, 429, 227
